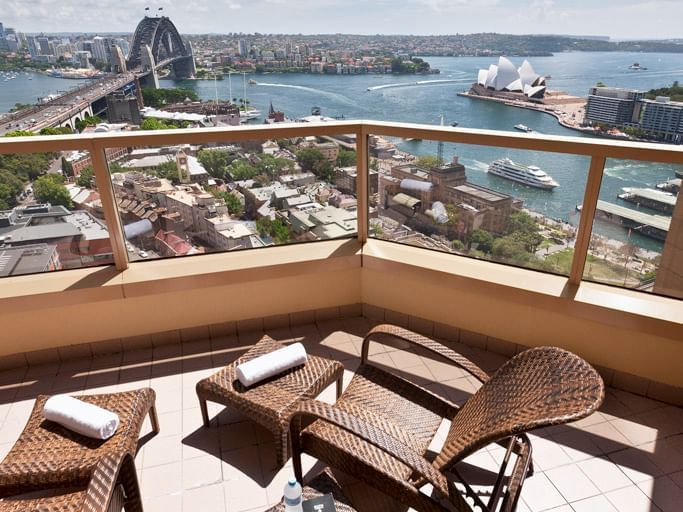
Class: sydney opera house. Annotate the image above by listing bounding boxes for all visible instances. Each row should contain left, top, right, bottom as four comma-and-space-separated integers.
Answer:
471, 57, 547, 100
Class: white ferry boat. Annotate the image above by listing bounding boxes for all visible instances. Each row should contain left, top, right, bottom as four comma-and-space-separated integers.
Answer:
488, 158, 559, 190
513, 124, 533, 132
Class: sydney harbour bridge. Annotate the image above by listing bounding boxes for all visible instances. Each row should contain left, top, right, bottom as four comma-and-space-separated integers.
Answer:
0, 15, 196, 134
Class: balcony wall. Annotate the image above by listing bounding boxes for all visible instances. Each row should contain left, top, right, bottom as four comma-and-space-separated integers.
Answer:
0, 122, 681, 401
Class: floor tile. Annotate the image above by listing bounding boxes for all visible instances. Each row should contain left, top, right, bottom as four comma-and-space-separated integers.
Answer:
604, 484, 660, 512
141, 461, 183, 498
637, 476, 683, 512
577, 456, 632, 493
183, 482, 226, 512
544, 464, 600, 502
519, 472, 567, 512
570, 494, 618, 512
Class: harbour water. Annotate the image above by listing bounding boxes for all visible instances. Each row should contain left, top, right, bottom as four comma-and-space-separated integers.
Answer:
2, 52, 682, 250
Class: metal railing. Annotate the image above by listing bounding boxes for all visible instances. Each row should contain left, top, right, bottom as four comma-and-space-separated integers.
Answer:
1, 120, 682, 285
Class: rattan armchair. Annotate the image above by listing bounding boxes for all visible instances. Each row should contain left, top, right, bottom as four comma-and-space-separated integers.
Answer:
290, 324, 605, 512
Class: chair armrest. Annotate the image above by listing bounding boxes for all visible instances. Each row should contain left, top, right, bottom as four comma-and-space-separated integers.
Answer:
290, 400, 450, 498
362, 324, 489, 383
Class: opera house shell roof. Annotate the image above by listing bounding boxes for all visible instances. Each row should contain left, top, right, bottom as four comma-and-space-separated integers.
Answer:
477, 57, 547, 98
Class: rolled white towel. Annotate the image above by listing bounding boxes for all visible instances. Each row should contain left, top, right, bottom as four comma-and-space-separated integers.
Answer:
236, 343, 308, 387
43, 395, 120, 440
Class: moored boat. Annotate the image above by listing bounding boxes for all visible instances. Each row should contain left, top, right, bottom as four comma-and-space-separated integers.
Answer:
488, 158, 559, 189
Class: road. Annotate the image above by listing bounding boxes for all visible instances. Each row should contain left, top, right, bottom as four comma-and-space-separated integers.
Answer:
0, 73, 136, 135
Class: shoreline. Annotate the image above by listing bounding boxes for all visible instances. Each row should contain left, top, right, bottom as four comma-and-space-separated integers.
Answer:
457, 90, 593, 135
457, 90, 658, 144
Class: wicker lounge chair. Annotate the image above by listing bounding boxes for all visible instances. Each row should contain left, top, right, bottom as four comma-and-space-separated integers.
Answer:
290, 324, 605, 512
0, 452, 141, 512
0, 388, 158, 511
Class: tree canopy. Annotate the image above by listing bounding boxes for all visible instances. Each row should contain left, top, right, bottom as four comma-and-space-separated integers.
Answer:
197, 149, 233, 180
296, 148, 334, 182
142, 88, 200, 108
33, 174, 73, 208
76, 167, 94, 188
336, 149, 357, 167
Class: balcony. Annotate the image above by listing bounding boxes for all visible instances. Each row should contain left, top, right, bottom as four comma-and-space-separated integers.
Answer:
0, 122, 681, 511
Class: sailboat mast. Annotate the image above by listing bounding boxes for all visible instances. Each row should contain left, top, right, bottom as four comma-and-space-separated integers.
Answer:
228, 72, 233, 103
243, 72, 247, 112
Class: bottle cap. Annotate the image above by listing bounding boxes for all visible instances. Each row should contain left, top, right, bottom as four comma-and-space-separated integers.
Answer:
288, 477, 297, 486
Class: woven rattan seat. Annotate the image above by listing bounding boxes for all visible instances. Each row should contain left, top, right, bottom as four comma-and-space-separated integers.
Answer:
290, 324, 604, 512
196, 335, 344, 466
0, 388, 158, 511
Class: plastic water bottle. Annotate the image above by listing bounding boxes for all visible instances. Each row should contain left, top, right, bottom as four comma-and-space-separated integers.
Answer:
283, 477, 303, 512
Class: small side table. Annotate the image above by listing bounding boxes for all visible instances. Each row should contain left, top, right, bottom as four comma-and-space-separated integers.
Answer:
264, 470, 357, 512
196, 335, 344, 466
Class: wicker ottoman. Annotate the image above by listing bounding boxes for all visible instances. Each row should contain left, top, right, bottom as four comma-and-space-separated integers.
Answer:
264, 470, 357, 512
196, 335, 344, 466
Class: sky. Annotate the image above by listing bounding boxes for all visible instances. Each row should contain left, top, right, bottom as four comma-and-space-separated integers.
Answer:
3, 0, 683, 39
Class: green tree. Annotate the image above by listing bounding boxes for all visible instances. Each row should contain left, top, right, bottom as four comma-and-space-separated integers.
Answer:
229, 160, 258, 181
4, 130, 34, 137
336, 149, 357, 167
33, 174, 73, 208
76, 167, 94, 188
197, 149, 232, 180
40, 126, 73, 135
505, 211, 544, 253
223, 192, 244, 217
155, 160, 181, 183
416, 155, 440, 168
75, 115, 101, 132
492, 236, 531, 265
140, 118, 173, 131
296, 148, 334, 182
256, 154, 294, 179
141, 88, 199, 108
0, 170, 24, 209
256, 217, 292, 244
469, 229, 495, 253
9, 103, 32, 113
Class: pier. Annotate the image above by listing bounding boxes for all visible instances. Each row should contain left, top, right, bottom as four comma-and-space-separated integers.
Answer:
579, 200, 671, 241
617, 187, 677, 214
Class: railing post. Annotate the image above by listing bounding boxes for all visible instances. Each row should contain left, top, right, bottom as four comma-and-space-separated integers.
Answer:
356, 124, 369, 245
569, 155, 606, 285
89, 140, 129, 271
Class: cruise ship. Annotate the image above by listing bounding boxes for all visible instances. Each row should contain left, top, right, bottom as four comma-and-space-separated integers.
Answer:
488, 158, 559, 190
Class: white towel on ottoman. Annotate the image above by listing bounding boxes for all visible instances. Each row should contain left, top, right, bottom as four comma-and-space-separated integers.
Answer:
236, 342, 308, 387
43, 395, 120, 440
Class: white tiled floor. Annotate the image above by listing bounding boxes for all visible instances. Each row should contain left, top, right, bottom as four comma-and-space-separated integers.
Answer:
0, 317, 681, 512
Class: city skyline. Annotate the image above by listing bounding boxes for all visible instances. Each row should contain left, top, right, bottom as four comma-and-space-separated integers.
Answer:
3, 0, 683, 39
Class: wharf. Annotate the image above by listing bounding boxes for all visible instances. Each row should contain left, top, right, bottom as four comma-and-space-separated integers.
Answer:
617, 187, 677, 214
656, 178, 681, 194
578, 200, 671, 241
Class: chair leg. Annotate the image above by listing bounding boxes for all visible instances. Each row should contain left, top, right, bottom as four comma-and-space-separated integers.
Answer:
290, 415, 304, 482
275, 429, 288, 468
148, 404, 160, 434
120, 455, 144, 512
335, 375, 343, 399
199, 397, 210, 428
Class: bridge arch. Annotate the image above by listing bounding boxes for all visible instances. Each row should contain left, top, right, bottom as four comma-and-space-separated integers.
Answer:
127, 16, 188, 70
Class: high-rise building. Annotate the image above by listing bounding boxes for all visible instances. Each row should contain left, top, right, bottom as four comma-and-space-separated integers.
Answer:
92, 36, 112, 63
585, 87, 643, 127
36, 36, 51, 55
26, 36, 39, 58
639, 97, 683, 143
0, 22, 4, 38
238, 39, 250, 57
113, 38, 130, 58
